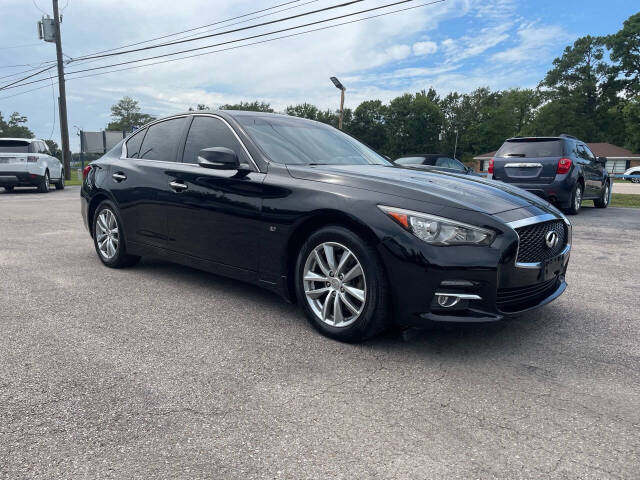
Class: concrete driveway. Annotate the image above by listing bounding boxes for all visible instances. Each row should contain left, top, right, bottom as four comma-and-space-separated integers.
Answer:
613, 181, 640, 194
1, 187, 639, 479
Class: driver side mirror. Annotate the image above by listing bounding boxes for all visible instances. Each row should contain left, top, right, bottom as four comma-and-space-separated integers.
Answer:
597, 156, 607, 165
198, 147, 239, 170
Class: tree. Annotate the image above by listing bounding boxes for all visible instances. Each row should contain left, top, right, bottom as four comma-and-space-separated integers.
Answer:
107, 96, 155, 132
220, 101, 273, 112
0, 111, 34, 138
538, 35, 611, 141
44, 140, 62, 160
384, 90, 443, 157
606, 12, 640, 96
348, 100, 387, 151
622, 98, 640, 152
188, 104, 210, 111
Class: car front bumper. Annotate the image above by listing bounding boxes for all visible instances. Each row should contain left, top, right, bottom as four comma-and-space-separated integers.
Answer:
377, 217, 571, 326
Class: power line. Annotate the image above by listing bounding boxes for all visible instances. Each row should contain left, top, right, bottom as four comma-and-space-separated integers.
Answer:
1, 0, 444, 98
66, 0, 420, 74
72, 0, 307, 59
72, 0, 366, 62
0, 42, 45, 50
0, 65, 56, 90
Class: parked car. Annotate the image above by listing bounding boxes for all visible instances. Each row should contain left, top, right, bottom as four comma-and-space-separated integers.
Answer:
488, 134, 610, 215
394, 154, 480, 176
623, 166, 640, 183
81, 111, 571, 342
0, 138, 64, 192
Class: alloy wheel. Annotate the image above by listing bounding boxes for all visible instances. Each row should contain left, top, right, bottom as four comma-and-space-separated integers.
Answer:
604, 184, 609, 206
45, 173, 50, 190
95, 209, 119, 260
303, 242, 366, 328
575, 185, 582, 211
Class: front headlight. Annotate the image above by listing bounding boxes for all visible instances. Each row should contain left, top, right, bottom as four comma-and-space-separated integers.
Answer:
378, 205, 495, 246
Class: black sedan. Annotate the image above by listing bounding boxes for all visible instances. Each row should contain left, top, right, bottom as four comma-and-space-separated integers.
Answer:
81, 111, 571, 342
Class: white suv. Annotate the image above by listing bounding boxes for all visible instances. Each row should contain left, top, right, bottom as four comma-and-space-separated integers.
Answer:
0, 138, 64, 192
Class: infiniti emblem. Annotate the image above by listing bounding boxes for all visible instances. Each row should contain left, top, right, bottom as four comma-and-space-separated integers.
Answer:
545, 231, 559, 249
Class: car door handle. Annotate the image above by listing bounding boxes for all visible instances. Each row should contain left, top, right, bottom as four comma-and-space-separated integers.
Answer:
169, 180, 188, 192
112, 172, 127, 182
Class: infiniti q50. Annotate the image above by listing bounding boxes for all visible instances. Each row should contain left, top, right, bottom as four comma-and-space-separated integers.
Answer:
81, 111, 571, 342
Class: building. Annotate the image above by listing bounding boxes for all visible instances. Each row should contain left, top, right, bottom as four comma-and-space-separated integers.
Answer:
473, 143, 640, 174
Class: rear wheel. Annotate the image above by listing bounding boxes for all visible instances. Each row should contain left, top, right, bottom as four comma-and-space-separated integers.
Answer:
54, 170, 65, 190
3, 186, 14, 192
93, 201, 140, 268
565, 182, 583, 215
594, 181, 610, 208
37, 171, 50, 193
295, 226, 389, 342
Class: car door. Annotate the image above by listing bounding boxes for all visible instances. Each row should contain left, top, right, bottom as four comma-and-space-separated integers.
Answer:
165, 114, 266, 274
584, 144, 607, 195
40, 141, 61, 179
577, 144, 598, 197
107, 116, 188, 250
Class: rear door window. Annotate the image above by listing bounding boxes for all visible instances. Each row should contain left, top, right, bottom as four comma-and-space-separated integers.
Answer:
0, 140, 29, 153
125, 128, 146, 158
139, 118, 186, 162
496, 139, 563, 158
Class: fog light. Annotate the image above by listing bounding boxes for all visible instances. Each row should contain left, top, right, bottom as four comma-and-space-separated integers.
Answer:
437, 295, 460, 308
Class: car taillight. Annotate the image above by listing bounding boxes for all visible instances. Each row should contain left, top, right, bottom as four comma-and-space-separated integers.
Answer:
557, 157, 572, 174
82, 165, 92, 180
27, 156, 38, 163
487, 158, 494, 174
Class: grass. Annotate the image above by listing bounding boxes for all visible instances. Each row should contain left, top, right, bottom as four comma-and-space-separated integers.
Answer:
583, 193, 640, 209
66, 168, 82, 186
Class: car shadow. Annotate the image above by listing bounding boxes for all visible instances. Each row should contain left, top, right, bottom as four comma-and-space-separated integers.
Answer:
131, 257, 556, 356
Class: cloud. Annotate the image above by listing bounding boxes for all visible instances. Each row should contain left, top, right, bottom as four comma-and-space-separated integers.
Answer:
412, 41, 438, 56
491, 23, 571, 64
440, 23, 513, 62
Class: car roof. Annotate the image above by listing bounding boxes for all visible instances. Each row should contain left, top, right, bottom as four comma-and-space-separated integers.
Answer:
0, 137, 38, 143
505, 136, 583, 143
397, 153, 451, 158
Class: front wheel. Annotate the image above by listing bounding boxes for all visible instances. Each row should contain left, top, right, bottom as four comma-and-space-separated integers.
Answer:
565, 183, 583, 215
92, 201, 140, 268
54, 170, 65, 190
594, 181, 610, 208
632, 175, 640, 184
3, 186, 14, 192
295, 226, 390, 342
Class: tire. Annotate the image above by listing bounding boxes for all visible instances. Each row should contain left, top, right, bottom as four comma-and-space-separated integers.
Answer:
565, 182, 583, 215
632, 176, 640, 184
295, 226, 390, 342
92, 200, 140, 268
54, 170, 65, 190
594, 181, 610, 208
3, 186, 14, 192
37, 170, 50, 193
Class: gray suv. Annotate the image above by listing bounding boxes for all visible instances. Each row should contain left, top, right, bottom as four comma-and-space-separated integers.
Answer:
489, 135, 611, 215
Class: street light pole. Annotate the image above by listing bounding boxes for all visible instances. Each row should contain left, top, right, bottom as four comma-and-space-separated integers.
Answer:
453, 127, 459, 159
52, 0, 71, 180
330, 77, 346, 130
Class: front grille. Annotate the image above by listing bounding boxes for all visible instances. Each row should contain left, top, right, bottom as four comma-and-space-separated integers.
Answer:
496, 276, 560, 313
515, 220, 567, 264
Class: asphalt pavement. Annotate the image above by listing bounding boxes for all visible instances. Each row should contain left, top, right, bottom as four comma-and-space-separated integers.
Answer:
1, 186, 639, 479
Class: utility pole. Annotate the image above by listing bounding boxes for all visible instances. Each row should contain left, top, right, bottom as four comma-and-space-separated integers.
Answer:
453, 127, 459, 159
52, 0, 71, 180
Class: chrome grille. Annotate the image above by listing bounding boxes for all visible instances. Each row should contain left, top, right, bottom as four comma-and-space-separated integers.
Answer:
515, 220, 567, 264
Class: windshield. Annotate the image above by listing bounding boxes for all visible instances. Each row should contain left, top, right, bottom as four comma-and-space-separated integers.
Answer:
238, 116, 391, 166
496, 139, 563, 158
0, 140, 29, 153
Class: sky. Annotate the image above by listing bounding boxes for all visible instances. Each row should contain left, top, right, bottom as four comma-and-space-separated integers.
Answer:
0, 0, 638, 151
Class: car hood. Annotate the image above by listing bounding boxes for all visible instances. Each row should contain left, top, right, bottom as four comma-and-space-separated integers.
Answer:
287, 164, 558, 216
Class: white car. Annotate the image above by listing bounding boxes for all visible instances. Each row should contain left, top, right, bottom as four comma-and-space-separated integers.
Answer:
623, 166, 640, 183
0, 138, 64, 192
